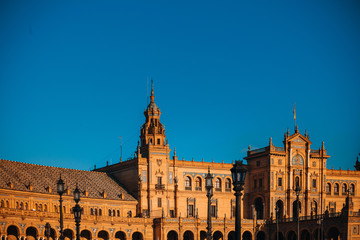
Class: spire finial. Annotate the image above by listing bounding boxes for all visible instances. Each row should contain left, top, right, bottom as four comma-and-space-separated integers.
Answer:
295, 125, 299, 133
174, 147, 176, 157
150, 79, 155, 103
322, 141, 325, 150
269, 137, 273, 146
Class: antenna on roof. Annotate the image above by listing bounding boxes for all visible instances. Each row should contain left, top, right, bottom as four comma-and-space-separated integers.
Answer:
147, 76, 149, 105
119, 136, 123, 162
293, 103, 297, 131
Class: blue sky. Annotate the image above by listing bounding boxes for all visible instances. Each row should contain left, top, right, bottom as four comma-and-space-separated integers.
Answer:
0, 1, 359, 171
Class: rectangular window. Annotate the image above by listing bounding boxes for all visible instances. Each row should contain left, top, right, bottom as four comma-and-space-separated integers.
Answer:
210, 205, 216, 217
254, 180, 257, 189
188, 204, 194, 217
158, 198, 162, 207
157, 177, 162, 185
259, 179, 263, 188
278, 177, 283, 187
143, 171, 147, 183
312, 179, 317, 188
169, 172, 173, 184
170, 210, 175, 218
256, 161, 260, 167
231, 205, 235, 218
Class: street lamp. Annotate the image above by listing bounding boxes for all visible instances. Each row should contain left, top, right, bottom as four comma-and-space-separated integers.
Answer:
295, 185, 301, 240
231, 160, 247, 240
57, 175, 65, 240
45, 222, 51, 240
73, 184, 82, 240
205, 168, 214, 240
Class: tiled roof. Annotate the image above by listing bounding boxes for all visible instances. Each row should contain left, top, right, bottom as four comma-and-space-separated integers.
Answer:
0, 159, 136, 201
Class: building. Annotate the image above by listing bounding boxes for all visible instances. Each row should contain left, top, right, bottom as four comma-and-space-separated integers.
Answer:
1, 85, 359, 240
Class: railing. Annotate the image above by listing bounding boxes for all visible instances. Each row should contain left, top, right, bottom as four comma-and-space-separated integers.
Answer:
310, 149, 320, 153
215, 188, 222, 192
185, 186, 191, 190
195, 187, 202, 191
225, 188, 231, 192
155, 184, 165, 190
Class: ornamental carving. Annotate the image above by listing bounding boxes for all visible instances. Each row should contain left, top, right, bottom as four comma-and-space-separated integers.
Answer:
292, 154, 304, 166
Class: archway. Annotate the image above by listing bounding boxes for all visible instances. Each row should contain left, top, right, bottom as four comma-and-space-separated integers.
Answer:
7, 225, 19, 240
167, 230, 178, 240
275, 232, 284, 240
227, 231, 235, 240
200, 231, 207, 240
98, 231, 109, 240
276, 200, 284, 221
242, 231, 252, 240
26, 227, 38, 240
256, 231, 265, 240
292, 200, 301, 220
132, 232, 143, 240
327, 227, 340, 240
64, 229, 74, 240
255, 197, 264, 219
115, 231, 126, 240
313, 228, 324, 240
183, 231, 194, 240
49, 228, 57, 240
213, 231, 223, 240
300, 230, 310, 240
80, 230, 91, 240
287, 231, 296, 240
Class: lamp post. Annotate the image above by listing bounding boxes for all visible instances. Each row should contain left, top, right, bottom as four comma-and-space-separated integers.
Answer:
231, 160, 247, 240
295, 185, 301, 240
57, 175, 65, 240
45, 222, 51, 240
73, 184, 82, 240
205, 168, 214, 240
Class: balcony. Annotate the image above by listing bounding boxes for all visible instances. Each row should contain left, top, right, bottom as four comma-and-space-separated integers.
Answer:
225, 188, 231, 192
215, 188, 222, 192
185, 186, 191, 191
195, 187, 202, 191
155, 184, 165, 190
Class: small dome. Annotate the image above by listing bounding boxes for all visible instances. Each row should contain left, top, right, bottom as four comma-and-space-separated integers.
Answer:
147, 102, 160, 112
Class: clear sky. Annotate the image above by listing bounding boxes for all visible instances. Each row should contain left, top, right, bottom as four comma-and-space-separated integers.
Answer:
1, 0, 359, 171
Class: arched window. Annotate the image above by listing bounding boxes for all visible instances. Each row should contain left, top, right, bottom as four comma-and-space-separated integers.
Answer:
94, 208, 98, 215
117, 210, 120, 217
44, 204, 47, 212
215, 178, 222, 191
350, 184, 355, 195
108, 209, 112, 216
342, 184, 347, 195
225, 178, 231, 192
20, 202, 24, 210
35, 203, 38, 211
326, 183, 331, 195
195, 177, 202, 191
99, 209, 102, 216
185, 176, 192, 190
113, 210, 115, 216
25, 202, 28, 210
334, 183, 339, 195
0, 200, 4, 207
90, 208, 94, 215
16, 202, 19, 209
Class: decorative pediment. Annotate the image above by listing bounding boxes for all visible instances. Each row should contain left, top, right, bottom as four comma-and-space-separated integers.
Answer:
155, 169, 164, 175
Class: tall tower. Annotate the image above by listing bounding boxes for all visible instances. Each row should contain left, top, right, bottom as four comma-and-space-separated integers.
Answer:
138, 82, 171, 218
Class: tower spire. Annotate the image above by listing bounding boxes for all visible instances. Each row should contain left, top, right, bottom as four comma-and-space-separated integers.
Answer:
150, 79, 155, 103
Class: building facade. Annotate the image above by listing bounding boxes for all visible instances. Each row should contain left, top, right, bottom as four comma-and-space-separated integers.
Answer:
1, 85, 359, 240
